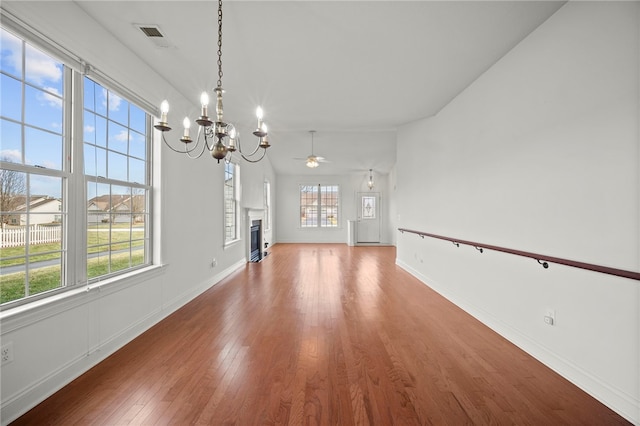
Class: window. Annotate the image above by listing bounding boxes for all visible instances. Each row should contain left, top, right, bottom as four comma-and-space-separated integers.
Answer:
264, 180, 271, 231
299, 184, 339, 228
84, 78, 150, 279
1, 28, 67, 303
224, 162, 239, 243
0, 25, 153, 307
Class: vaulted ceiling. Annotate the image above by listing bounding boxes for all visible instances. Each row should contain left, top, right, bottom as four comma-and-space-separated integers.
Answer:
3, 1, 565, 176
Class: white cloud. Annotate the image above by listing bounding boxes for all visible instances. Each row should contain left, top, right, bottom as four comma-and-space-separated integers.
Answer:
25, 45, 62, 85
102, 88, 122, 112
114, 130, 129, 142
0, 149, 22, 163
1, 31, 22, 74
85, 125, 95, 133
38, 86, 63, 109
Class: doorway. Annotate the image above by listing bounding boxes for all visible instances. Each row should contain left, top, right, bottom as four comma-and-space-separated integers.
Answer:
356, 192, 380, 243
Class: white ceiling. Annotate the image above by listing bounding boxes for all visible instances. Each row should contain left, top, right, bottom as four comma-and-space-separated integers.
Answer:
5, 1, 565, 176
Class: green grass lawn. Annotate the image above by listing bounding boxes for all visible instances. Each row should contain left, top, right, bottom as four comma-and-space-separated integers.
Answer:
0, 250, 146, 304
1, 230, 145, 267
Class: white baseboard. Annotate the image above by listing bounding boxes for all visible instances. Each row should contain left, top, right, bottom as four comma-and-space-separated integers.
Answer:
396, 259, 640, 425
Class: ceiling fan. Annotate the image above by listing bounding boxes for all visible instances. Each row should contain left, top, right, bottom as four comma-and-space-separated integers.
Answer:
295, 130, 328, 168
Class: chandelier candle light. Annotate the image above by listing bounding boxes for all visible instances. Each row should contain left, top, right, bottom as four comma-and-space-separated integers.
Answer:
154, 0, 270, 163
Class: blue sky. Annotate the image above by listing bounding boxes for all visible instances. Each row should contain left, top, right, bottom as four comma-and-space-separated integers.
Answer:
1, 28, 148, 200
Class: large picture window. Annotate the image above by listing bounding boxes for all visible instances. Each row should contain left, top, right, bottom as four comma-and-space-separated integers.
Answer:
0, 25, 153, 307
299, 184, 339, 228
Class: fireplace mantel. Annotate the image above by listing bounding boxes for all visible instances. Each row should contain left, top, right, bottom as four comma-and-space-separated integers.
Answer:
245, 209, 265, 262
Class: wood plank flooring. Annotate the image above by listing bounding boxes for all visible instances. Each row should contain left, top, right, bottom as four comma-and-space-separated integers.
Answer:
12, 244, 630, 425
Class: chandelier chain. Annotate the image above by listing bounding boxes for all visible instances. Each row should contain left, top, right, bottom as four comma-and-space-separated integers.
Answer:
154, 0, 270, 164
217, 0, 223, 88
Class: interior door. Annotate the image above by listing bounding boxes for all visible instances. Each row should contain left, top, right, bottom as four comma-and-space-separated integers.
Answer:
356, 192, 380, 243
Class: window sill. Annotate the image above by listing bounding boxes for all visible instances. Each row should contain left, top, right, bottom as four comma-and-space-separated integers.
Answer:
224, 238, 241, 249
0, 264, 166, 333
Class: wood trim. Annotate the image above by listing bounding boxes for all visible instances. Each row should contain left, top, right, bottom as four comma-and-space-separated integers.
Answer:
398, 228, 640, 281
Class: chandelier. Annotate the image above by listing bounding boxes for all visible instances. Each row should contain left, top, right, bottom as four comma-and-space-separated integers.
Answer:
367, 169, 374, 190
154, 0, 270, 163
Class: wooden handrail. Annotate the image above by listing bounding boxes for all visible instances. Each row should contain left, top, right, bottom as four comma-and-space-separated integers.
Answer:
398, 228, 640, 282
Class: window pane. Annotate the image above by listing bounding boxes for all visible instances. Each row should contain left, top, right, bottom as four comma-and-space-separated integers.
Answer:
24, 84, 63, 132
299, 184, 339, 228
130, 105, 146, 134
129, 130, 146, 160
29, 174, 62, 203
129, 158, 145, 184
1, 28, 22, 78
362, 196, 376, 219
0, 169, 64, 305
108, 151, 127, 181
300, 185, 318, 227
86, 180, 148, 279
25, 126, 63, 170
1, 118, 23, 163
84, 110, 96, 144
131, 246, 145, 268
28, 259, 62, 297
28, 226, 62, 254
84, 78, 96, 112
24, 43, 63, 93
107, 92, 128, 126
108, 121, 128, 154
88, 251, 109, 279
95, 115, 107, 147
0, 168, 26, 222
84, 78, 107, 116
84, 77, 151, 281
110, 243, 131, 273
0, 272, 26, 304
224, 163, 237, 241
1, 74, 22, 121
320, 185, 339, 227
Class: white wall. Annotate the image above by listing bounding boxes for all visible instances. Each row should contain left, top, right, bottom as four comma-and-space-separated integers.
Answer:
275, 172, 393, 245
396, 2, 639, 423
0, 2, 275, 424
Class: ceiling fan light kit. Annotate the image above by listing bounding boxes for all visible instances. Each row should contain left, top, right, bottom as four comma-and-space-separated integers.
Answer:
154, 0, 270, 164
306, 156, 320, 168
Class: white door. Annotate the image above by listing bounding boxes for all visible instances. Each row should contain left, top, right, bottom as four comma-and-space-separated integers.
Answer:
356, 192, 380, 243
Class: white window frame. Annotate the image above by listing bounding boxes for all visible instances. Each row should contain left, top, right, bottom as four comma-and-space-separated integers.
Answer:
83, 76, 152, 282
0, 18, 155, 308
224, 161, 240, 246
264, 179, 271, 231
299, 184, 340, 229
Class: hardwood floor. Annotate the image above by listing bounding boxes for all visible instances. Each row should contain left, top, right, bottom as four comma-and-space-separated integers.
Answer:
13, 244, 629, 425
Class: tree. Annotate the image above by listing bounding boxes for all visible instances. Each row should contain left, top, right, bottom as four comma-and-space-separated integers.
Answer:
129, 187, 146, 224
0, 161, 26, 225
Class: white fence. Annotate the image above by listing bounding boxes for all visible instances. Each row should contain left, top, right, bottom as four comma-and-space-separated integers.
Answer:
1, 225, 62, 248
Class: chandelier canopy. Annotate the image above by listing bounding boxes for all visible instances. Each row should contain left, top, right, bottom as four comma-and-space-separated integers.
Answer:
154, 0, 270, 163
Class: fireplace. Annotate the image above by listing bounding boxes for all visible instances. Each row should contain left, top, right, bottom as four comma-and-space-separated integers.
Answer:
250, 219, 262, 262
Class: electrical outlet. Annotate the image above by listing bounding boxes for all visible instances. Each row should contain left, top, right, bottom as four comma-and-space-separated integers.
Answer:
211, 258, 217, 268
544, 309, 556, 326
1, 342, 14, 365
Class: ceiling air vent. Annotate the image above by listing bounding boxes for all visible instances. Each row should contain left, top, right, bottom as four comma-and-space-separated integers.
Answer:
139, 26, 164, 38
134, 24, 172, 48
